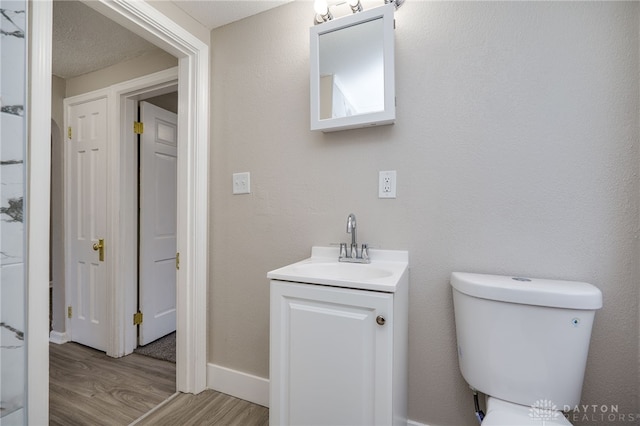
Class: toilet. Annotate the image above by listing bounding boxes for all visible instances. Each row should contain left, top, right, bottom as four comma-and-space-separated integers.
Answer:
450, 272, 602, 425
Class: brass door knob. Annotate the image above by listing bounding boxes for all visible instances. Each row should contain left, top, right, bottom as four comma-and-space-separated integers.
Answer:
92, 239, 105, 262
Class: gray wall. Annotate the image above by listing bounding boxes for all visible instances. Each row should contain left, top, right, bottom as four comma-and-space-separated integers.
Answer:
64, 49, 177, 97
210, 2, 639, 425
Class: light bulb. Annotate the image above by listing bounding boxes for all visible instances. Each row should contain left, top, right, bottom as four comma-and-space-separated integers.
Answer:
348, 0, 362, 13
314, 0, 329, 16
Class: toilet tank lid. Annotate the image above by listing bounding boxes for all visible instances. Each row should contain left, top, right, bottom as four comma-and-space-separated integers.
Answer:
450, 272, 603, 310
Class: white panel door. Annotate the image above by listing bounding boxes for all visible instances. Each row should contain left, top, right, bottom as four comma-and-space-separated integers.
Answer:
68, 98, 108, 351
139, 101, 177, 346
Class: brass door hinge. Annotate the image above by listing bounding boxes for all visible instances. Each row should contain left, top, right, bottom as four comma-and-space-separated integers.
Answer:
176, 252, 180, 270
67, 126, 72, 139
133, 311, 143, 325
67, 306, 72, 318
133, 121, 144, 134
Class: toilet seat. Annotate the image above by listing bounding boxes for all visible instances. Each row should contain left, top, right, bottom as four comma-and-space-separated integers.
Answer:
482, 397, 572, 426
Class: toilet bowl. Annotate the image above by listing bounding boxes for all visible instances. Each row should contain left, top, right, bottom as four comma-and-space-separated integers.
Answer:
482, 397, 571, 426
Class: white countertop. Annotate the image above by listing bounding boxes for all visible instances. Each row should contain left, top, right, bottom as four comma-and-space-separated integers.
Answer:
267, 246, 409, 293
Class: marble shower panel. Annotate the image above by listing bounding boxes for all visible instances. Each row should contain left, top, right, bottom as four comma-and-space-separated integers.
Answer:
0, 1, 26, 423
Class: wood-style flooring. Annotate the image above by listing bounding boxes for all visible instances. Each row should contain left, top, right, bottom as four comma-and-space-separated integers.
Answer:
49, 342, 269, 425
133, 390, 269, 426
50, 342, 176, 425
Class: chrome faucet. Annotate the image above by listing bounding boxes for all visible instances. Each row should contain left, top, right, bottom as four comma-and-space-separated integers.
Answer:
347, 213, 357, 247
339, 213, 370, 263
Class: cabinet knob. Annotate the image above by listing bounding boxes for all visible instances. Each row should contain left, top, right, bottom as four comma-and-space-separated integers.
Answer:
376, 315, 386, 326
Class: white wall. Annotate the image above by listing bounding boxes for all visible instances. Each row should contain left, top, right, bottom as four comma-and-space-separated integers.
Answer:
210, 2, 639, 425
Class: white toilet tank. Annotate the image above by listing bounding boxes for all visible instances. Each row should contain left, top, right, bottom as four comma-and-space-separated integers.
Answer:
451, 272, 602, 408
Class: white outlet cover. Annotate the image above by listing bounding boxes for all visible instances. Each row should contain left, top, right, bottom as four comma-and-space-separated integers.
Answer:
379, 170, 396, 198
233, 172, 251, 194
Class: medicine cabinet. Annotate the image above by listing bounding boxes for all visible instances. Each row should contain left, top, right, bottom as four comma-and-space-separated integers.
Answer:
310, 4, 395, 132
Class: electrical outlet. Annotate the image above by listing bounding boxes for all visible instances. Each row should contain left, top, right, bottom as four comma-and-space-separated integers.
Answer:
232, 172, 251, 194
379, 170, 396, 198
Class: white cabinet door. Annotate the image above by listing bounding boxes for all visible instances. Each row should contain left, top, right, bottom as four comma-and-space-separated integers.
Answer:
270, 280, 394, 426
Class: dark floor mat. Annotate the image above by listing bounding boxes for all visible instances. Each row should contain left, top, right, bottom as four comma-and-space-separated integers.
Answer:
134, 332, 176, 363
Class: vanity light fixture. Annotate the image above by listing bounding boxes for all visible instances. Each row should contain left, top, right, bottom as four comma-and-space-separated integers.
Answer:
314, 0, 401, 25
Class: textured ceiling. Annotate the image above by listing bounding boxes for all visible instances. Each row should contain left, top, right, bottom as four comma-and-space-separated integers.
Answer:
52, 0, 160, 79
52, 0, 290, 79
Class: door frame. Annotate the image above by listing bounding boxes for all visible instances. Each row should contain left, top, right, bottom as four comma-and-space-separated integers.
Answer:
87, 7, 209, 395
27, 2, 53, 424
136, 97, 179, 347
115, 72, 179, 354
28, 0, 209, 421
62, 69, 180, 354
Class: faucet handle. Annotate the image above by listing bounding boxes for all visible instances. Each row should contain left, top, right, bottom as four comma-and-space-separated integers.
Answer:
361, 244, 369, 261
339, 243, 347, 258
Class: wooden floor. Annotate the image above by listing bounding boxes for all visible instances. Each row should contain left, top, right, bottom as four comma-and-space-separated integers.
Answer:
49, 342, 269, 425
133, 390, 269, 426
50, 342, 176, 425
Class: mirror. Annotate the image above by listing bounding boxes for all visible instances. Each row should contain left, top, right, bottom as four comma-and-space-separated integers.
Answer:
310, 4, 395, 132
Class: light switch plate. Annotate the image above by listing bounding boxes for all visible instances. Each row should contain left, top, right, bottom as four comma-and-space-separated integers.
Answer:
233, 172, 250, 194
379, 170, 396, 198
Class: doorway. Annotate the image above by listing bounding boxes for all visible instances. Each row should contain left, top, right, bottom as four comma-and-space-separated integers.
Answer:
135, 93, 179, 351
112, 73, 182, 357
50, 90, 180, 425
60, 83, 179, 356
29, 1, 210, 419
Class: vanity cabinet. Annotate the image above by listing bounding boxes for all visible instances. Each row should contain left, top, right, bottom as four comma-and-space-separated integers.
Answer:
269, 278, 408, 426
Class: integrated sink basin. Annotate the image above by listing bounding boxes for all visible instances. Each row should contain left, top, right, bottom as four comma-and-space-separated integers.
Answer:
289, 263, 393, 281
267, 246, 409, 292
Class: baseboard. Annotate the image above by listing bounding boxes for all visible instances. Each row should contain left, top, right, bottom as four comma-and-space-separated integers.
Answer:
205, 363, 430, 426
49, 330, 69, 344
206, 363, 269, 408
